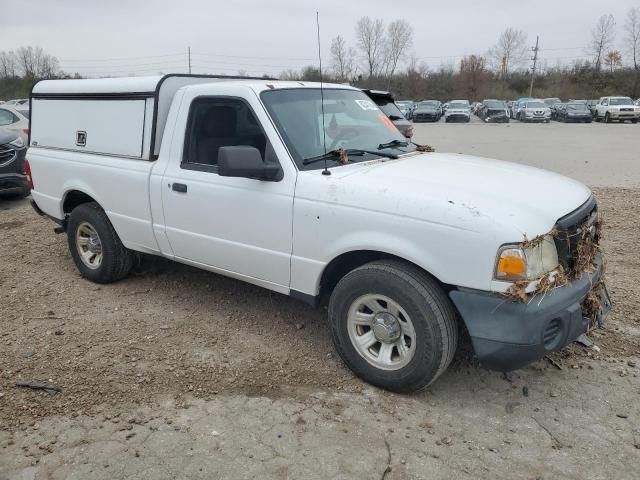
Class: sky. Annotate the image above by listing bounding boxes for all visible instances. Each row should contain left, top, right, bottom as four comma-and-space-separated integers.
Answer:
1, 0, 639, 78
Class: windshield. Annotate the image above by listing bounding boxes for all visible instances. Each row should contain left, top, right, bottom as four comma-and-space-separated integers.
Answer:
448, 102, 468, 109
418, 101, 439, 108
609, 97, 633, 105
526, 101, 546, 109
566, 103, 589, 111
484, 100, 506, 109
261, 88, 413, 170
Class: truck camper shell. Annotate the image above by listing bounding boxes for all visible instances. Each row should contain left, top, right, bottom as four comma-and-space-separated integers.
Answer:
30, 74, 273, 160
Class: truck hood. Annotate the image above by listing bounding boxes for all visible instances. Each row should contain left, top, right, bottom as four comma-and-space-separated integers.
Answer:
302, 152, 591, 239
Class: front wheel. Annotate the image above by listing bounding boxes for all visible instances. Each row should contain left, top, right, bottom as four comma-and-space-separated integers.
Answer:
604, 112, 611, 123
67, 202, 135, 283
328, 260, 458, 392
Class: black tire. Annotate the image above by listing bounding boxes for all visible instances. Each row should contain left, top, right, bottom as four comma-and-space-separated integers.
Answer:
604, 112, 611, 123
328, 260, 458, 392
632, 119, 638, 124
67, 202, 134, 283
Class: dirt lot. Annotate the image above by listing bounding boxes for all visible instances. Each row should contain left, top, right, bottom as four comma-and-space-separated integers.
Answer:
1, 123, 640, 479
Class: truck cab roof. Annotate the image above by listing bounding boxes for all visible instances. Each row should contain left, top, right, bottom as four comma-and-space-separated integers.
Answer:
31, 74, 357, 160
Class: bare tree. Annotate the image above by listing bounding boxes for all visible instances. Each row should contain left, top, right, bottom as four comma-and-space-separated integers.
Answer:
14, 46, 60, 80
625, 8, 640, 70
458, 55, 488, 100
355, 17, 386, 78
383, 20, 413, 87
330, 35, 356, 82
589, 14, 616, 71
487, 28, 528, 77
0, 51, 19, 78
604, 50, 622, 72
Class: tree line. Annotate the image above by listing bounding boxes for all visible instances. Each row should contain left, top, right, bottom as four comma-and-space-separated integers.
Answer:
2, 8, 639, 102
302, 10, 640, 100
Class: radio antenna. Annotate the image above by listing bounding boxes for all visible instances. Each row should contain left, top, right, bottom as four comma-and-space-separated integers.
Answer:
316, 11, 330, 176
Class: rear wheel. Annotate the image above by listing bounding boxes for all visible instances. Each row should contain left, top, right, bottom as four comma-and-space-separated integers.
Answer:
67, 202, 134, 283
328, 260, 458, 392
632, 119, 638, 124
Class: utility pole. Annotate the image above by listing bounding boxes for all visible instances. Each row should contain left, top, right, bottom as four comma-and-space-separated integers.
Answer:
528, 36, 539, 97
188, 47, 192, 74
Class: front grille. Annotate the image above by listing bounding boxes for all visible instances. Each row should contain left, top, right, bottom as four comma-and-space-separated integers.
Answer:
620, 108, 633, 112
553, 196, 598, 271
543, 318, 562, 349
0, 145, 17, 166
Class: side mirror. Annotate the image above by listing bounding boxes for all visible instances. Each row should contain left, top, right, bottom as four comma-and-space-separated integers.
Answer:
218, 146, 280, 181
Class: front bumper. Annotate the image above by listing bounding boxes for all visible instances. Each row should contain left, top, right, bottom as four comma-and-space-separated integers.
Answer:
608, 111, 640, 119
565, 115, 592, 122
449, 256, 606, 371
445, 114, 470, 121
0, 173, 28, 194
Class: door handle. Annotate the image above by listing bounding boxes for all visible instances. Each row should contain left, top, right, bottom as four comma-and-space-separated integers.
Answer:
172, 183, 187, 193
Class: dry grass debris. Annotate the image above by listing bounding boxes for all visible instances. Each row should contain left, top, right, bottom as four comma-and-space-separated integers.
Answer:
504, 217, 603, 306
414, 143, 435, 152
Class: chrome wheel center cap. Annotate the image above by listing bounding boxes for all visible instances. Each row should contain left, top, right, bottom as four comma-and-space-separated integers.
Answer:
372, 313, 401, 343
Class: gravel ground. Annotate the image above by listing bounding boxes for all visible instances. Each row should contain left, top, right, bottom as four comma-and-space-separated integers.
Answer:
1, 123, 640, 478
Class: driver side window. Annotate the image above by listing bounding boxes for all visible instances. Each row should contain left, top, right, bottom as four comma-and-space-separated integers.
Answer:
182, 97, 268, 172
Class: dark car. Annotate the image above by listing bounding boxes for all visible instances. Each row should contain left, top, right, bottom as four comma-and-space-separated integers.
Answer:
477, 99, 509, 123
550, 102, 565, 121
587, 99, 599, 117
556, 101, 592, 123
0, 128, 29, 198
413, 100, 442, 122
543, 97, 562, 107
362, 90, 414, 138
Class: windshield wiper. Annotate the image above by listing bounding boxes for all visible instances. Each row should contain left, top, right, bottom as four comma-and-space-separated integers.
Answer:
302, 148, 398, 166
378, 139, 409, 150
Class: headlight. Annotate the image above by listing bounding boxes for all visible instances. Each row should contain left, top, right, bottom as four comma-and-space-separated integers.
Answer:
9, 137, 25, 148
494, 235, 559, 281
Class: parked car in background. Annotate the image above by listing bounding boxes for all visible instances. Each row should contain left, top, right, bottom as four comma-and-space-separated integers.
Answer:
594, 96, 640, 123
0, 105, 30, 143
363, 89, 414, 138
586, 100, 599, 117
517, 100, 551, 123
395, 100, 414, 120
0, 127, 29, 198
477, 99, 509, 123
550, 102, 565, 121
556, 101, 592, 123
444, 100, 471, 123
413, 100, 442, 122
510, 98, 532, 119
5, 99, 29, 106
543, 98, 562, 107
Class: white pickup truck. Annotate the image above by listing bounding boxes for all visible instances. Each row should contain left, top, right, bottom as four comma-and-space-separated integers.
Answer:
27, 74, 606, 392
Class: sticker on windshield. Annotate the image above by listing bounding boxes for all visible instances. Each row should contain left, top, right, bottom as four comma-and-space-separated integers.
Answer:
355, 99, 378, 111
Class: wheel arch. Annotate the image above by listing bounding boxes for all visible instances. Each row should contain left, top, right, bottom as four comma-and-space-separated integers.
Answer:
318, 249, 449, 298
62, 189, 99, 215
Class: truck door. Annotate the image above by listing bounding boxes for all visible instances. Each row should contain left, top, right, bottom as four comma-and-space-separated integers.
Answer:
159, 86, 296, 291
